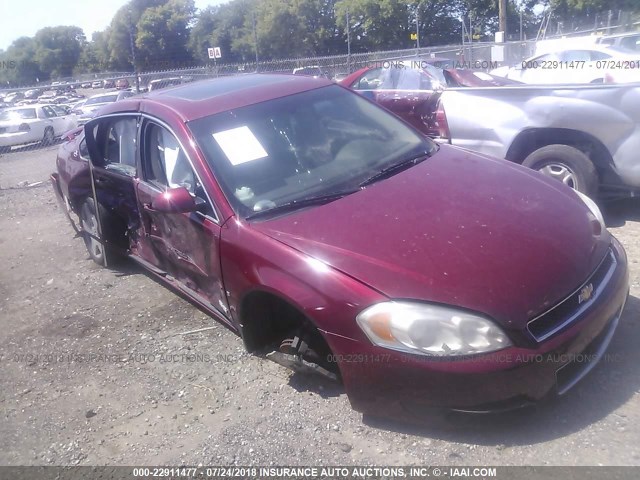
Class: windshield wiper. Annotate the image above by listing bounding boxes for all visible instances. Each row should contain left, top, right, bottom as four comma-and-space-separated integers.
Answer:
359, 151, 434, 188
245, 189, 360, 221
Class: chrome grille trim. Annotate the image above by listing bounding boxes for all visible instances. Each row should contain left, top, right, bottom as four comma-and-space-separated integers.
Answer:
527, 249, 617, 342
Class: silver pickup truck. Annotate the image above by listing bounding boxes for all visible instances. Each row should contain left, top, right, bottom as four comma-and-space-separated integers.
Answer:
437, 84, 640, 199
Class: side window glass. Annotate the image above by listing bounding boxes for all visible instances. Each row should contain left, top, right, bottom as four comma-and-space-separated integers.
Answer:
589, 51, 611, 60
352, 68, 383, 90
100, 118, 137, 176
620, 36, 640, 51
42, 106, 57, 118
143, 123, 213, 216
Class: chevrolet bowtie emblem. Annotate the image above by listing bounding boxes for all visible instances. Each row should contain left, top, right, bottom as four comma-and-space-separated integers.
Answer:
578, 283, 594, 304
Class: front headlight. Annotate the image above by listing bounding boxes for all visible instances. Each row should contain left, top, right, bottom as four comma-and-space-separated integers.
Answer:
574, 190, 605, 229
356, 302, 512, 357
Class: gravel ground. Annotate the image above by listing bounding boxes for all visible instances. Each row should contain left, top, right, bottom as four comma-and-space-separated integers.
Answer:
0, 143, 639, 467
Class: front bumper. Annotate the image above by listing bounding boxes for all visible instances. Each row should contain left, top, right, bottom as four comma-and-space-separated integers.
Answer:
328, 238, 629, 418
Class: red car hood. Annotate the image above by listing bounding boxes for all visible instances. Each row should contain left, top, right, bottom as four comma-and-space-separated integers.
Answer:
251, 145, 609, 330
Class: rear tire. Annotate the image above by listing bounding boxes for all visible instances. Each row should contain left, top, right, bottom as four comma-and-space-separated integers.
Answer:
522, 144, 598, 197
42, 127, 55, 146
80, 198, 108, 266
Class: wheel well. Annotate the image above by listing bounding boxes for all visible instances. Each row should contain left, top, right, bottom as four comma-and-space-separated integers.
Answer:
239, 291, 333, 358
505, 128, 614, 178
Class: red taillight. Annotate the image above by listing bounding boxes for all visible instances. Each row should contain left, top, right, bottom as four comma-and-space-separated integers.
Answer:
62, 128, 82, 142
435, 100, 450, 142
18, 123, 31, 132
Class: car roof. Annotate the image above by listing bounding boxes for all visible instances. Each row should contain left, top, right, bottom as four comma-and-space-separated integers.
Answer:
2, 105, 40, 112
529, 44, 639, 59
598, 31, 640, 40
98, 73, 333, 122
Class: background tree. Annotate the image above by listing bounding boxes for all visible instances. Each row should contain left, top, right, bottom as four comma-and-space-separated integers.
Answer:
188, 5, 220, 63
136, 0, 196, 70
335, 0, 414, 52
76, 31, 112, 73
33, 26, 85, 78
0, 37, 43, 86
217, 0, 259, 64
107, 0, 167, 71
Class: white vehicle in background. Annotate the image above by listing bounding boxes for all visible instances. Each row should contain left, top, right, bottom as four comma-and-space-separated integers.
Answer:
147, 77, 186, 92
596, 32, 640, 52
292, 66, 329, 78
75, 91, 135, 125
492, 46, 640, 84
0, 104, 78, 152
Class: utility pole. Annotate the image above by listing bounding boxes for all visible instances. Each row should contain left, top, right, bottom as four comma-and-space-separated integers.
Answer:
252, 11, 259, 71
499, 0, 507, 38
346, 9, 351, 73
415, 4, 420, 52
127, 10, 140, 93
520, 8, 523, 41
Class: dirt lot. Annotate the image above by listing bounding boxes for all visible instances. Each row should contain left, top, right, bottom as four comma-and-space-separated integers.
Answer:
1, 143, 639, 467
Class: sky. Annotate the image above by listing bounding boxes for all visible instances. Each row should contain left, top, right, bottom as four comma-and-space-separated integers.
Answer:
0, 0, 228, 50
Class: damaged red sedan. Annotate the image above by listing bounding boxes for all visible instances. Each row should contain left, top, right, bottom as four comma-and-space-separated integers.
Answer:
51, 74, 628, 419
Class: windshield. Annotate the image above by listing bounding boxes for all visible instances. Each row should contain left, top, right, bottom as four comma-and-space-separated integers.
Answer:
188, 85, 437, 218
0, 108, 37, 121
85, 94, 118, 105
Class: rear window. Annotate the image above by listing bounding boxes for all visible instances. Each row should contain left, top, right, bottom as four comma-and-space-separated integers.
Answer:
0, 108, 37, 121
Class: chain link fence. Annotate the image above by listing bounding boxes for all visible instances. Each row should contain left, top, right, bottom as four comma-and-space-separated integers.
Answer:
1, 16, 638, 157
131, 41, 539, 89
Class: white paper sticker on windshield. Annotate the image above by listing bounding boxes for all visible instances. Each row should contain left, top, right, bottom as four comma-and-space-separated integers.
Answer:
213, 126, 268, 166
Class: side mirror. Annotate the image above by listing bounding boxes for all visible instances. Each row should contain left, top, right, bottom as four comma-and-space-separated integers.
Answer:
150, 186, 198, 213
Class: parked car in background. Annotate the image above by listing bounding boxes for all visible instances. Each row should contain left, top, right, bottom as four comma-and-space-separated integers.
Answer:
16, 99, 40, 106
69, 99, 87, 113
332, 72, 350, 82
51, 74, 628, 419
0, 104, 78, 152
75, 91, 136, 125
50, 104, 72, 116
81, 82, 92, 88
147, 77, 185, 92
292, 66, 329, 78
492, 46, 640, 84
24, 88, 42, 99
115, 78, 130, 90
435, 83, 640, 199
102, 79, 116, 89
340, 64, 519, 136
596, 32, 640, 52
3, 91, 25, 105
38, 90, 61, 101
91, 81, 102, 89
